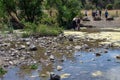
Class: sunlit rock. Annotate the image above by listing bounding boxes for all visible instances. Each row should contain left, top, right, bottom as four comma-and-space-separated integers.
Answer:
60, 73, 71, 79
57, 65, 63, 71
91, 71, 102, 77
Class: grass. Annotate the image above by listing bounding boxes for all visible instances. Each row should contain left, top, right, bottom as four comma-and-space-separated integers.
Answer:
22, 23, 63, 38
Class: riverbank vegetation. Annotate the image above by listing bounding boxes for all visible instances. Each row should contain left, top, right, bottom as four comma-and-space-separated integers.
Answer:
0, 0, 120, 36
0, 0, 82, 36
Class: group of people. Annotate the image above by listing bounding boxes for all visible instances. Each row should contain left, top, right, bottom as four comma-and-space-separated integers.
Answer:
72, 17, 81, 31
85, 9, 109, 19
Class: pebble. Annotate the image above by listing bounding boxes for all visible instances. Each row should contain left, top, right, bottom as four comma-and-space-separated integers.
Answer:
57, 65, 63, 71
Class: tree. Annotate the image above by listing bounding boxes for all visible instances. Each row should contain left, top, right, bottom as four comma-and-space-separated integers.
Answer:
1, 0, 43, 23
114, 0, 120, 9
46, 0, 82, 28
19, 0, 43, 23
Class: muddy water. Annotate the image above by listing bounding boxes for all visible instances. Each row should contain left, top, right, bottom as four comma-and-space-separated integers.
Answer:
1, 48, 120, 80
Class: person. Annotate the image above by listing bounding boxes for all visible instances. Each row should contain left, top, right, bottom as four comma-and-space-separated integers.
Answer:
76, 17, 81, 31
85, 10, 88, 16
92, 10, 96, 19
116, 10, 118, 17
105, 10, 108, 19
72, 17, 77, 30
99, 10, 102, 17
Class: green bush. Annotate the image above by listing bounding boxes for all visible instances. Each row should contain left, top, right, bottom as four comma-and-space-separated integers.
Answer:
22, 23, 63, 37
84, 4, 95, 10
106, 4, 113, 10
0, 67, 7, 76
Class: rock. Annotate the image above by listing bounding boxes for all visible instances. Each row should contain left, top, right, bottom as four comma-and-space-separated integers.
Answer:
29, 44, 37, 51
60, 73, 71, 79
75, 46, 81, 50
40, 74, 47, 77
116, 55, 120, 59
49, 55, 55, 61
91, 71, 102, 77
50, 73, 61, 80
104, 50, 108, 53
82, 17, 90, 21
26, 42, 31, 46
106, 17, 114, 21
57, 65, 63, 71
20, 45, 26, 49
95, 53, 101, 57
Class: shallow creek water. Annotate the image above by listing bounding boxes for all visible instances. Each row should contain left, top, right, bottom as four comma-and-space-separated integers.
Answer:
1, 48, 120, 80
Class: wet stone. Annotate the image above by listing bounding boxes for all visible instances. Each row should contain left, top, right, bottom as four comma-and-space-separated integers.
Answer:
116, 55, 120, 59
57, 65, 63, 71
95, 53, 101, 57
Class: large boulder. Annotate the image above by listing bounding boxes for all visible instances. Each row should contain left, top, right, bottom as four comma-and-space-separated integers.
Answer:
82, 17, 90, 21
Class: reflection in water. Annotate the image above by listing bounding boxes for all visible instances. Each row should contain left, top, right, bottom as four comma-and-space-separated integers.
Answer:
105, 66, 120, 80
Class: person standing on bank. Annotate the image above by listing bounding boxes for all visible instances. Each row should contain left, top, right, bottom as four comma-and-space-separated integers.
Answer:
76, 17, 81, 31
99, 10, 102, 17
105, 10, 109, 19
72, 17, 77, 30
85, 10, 88, 16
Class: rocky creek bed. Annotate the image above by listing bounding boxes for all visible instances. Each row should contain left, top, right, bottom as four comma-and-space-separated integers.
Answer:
0, 29, 120, 80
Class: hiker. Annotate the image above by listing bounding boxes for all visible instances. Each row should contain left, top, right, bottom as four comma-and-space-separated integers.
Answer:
105, 10, 109, 19
72, 17, 77, 30
92, 10, 96, 19
85, 10, 88, 16
99, 10, 102, 17
76, 18, 81, 31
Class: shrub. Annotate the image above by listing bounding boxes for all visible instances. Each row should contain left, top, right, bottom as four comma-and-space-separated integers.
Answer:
22, 23, 63, 37
106, 4, 113, 10
0, 67, 7, 76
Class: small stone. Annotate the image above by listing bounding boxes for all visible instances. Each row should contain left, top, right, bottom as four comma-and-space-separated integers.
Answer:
41, 74, 47, 77
29, 44, 37, 51
80, 61, 83, 64
21, 45, 26, 49
26, 42, 31, 46
95, 53, 101, 57
60, 73, 71, 79
49, 55, 55, 60
104, 50, 108, 53
107, 59, 111, 61
91, 71, 102, 77
75, 46, 81, 50
57, 65, 62, 71
116, 55, 120, 59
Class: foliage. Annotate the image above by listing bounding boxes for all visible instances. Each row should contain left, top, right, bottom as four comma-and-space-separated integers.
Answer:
84, 4, 95, 10
47, 0, 82, 28
106, 4, 113, 10
22, 23, 63, 37
114, 0, 120, 9
0, 67, 7, 76
19, 0, 43, 23
0, 0, 43, 23
30, 64, 38, 70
